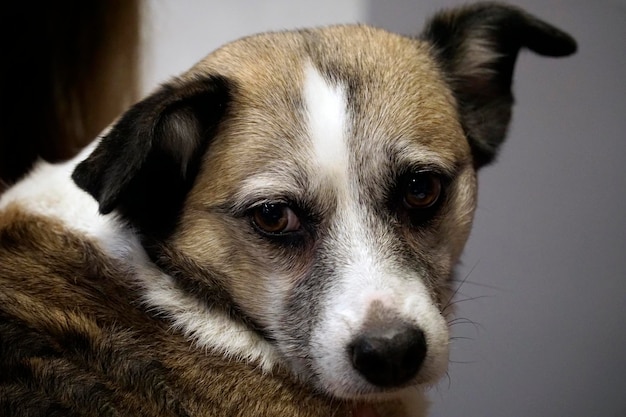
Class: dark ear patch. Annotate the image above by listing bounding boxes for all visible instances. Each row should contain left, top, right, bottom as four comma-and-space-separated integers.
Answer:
72, 75, 230, 237
421, 3, 577, 167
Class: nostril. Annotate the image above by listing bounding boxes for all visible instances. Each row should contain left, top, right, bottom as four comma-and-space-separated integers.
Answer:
349, 324, 427, 388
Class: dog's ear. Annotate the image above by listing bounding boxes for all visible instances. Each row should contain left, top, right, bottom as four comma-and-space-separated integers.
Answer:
421, 3, 576, 167
72, 75, 231, 236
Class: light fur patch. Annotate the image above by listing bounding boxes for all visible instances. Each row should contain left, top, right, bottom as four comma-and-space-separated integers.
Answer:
303, 63, 350, 189
0, 141, 110, 242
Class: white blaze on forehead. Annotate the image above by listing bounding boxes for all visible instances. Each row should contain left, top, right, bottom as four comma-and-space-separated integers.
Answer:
302, 63, 350, 184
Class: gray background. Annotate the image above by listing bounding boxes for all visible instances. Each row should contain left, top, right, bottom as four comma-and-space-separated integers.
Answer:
143, 1, 626, 416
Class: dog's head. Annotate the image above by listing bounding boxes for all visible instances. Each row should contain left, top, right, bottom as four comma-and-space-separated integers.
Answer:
73, 3, 575, 400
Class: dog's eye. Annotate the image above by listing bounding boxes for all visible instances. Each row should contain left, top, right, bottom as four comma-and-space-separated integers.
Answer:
402, 172, 442, 210
251, 203, 301, 235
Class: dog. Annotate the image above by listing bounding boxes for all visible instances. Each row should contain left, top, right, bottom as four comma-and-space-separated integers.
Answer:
0, 3, 575, 416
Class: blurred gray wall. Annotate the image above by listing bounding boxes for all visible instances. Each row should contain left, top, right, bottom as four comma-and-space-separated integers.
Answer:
144, 1, 626, 416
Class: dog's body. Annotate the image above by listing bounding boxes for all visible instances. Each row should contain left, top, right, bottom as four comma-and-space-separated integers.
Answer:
0, 4, 575, 416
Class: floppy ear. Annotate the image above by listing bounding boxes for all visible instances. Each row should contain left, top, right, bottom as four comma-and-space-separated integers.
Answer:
72, 75, 230, 237
421, 3, 577, 167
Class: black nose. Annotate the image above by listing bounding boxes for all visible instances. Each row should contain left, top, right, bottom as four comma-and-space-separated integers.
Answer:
349, 323, 427, 388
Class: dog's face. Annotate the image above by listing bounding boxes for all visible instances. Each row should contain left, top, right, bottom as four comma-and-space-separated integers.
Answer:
174, 27, 476, 397
73, 4, 575, 401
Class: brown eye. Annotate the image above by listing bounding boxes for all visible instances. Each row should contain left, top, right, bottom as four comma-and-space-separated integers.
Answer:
252, 203, 301, 235
403, 172, 442, 209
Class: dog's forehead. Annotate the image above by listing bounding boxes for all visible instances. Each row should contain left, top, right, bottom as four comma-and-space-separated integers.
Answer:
188, 25, 469, 203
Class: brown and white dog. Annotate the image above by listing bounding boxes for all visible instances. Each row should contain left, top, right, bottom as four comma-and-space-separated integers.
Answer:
0, 3, 575, 416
